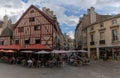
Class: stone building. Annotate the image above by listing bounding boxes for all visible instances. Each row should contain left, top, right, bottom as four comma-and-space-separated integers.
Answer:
0, 15, 13, 46
75, 7, 120, 60
63, 33, 74, 50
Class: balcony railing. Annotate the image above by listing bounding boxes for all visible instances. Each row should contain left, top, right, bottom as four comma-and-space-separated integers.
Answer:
90, 41, 94, 45
99, 40, 105, 44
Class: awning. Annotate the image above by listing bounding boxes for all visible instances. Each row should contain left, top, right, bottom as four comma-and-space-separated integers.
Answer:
0, 46, 6, 49
24, 44, 51, 50
0, 49, 15, 53
4, 45, 23, 50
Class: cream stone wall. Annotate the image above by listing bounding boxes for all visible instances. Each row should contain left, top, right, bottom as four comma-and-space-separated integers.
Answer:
87, 17, 120, 48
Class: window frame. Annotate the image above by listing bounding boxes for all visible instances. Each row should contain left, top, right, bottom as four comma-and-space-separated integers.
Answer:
24, 38, 30, 45
15, 39, 19, 45
112, 29, 118, 41
18, 27, 24, 32
29, 17, 35, 22
34, 25, 41, 31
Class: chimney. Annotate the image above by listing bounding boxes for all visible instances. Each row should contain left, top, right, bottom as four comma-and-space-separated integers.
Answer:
42, 7, 46, 13
87, 9, 90, 14
89, 7, 96, 24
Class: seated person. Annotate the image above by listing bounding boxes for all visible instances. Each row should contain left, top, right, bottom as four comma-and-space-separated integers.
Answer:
27, 59, 33, 68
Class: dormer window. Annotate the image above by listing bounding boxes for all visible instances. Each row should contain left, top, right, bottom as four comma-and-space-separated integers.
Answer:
112, 19, 117, 25
30, 10, 34, 13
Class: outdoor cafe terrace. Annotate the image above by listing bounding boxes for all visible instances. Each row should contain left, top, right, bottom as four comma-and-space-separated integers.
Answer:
0, 44, 89, 68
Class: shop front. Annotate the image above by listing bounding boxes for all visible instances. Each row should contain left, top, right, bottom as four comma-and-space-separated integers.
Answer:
90, 48, 97, 60
99, 47, 120, 61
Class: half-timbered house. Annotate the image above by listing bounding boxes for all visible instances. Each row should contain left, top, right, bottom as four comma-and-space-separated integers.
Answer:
13, 5, 63, 49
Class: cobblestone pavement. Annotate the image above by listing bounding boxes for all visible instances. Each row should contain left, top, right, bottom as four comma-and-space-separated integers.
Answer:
0, 61, 120, 78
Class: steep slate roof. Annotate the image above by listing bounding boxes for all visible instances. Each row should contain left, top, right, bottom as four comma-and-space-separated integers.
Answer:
14, 5, 58, 31
1, 27, 13, 36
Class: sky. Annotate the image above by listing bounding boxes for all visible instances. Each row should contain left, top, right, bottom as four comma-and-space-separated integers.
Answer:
1, 0, 120, 39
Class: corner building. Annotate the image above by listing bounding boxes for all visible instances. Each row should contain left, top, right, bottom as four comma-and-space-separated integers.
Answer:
75, 7, 120, 60
13, 5, 63, 49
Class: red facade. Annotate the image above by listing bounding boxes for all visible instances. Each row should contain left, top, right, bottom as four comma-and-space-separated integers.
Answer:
13, 5, 58, 49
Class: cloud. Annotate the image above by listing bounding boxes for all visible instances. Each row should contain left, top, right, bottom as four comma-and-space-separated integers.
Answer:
1, 0, 120, 39
67, 31, 74, 39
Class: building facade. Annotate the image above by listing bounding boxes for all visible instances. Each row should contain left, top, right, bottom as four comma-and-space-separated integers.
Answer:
12, 5, 64, 50
75, 7, 120, 60
0, 15, 13, 46
63, 33, 74, 50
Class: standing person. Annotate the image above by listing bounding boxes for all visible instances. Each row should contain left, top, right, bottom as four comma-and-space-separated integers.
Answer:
103, 53, 107, 61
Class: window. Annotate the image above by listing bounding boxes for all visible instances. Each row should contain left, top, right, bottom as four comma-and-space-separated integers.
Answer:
25, 38, 30, 44
29, 17, 35, 22
91, 34, 94, 42
0, 41, 4, 45
34, 25, 40, 30
30, 10, 34, 13
15, 40, 19, 45
112, 29, 118, 41
35, 38, 41, 44
100, 23, 104, 28
100, 32, 104, 40
112, 19, 117, 25
18, 27, 24, 32
91, 26, 94, 30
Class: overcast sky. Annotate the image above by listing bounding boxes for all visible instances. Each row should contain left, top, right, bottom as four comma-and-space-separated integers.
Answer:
1, 0, 120, 39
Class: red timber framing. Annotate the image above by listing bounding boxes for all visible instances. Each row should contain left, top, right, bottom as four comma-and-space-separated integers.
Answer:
13, 5, 58, 49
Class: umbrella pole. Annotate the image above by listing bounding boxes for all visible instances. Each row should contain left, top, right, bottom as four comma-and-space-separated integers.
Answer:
38, 54, 39, 60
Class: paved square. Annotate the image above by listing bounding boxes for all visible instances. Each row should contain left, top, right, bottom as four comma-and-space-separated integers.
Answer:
0, 61, 120, 78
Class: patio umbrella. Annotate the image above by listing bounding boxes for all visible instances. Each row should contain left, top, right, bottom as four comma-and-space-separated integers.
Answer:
4, 50, 15, 53
35, 50, 50, 60
51, 50, 70, 53
20, 50, 34, 53
35, 50, 50, 54
77, 50, 88, 53
20, 50, 34, 58
0, 49, 6, 52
